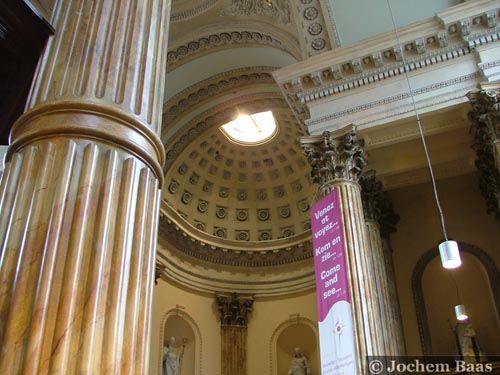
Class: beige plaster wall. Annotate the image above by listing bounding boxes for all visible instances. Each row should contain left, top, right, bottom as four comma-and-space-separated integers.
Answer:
150, 279, 319, 375
389, 172, 500, 355
248, 292, 319, 375
150, 280, 221, 375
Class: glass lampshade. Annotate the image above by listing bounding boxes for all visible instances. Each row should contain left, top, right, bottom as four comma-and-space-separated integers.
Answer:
439, 240, 462, 269
455, 304, 468, 321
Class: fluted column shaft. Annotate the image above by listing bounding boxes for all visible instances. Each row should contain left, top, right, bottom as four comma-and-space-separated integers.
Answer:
216, 294, 253, 375
360, 175, 406, 356
221, 327, 248, 375
318, 181, 378, 366
301, 127, 381, 373
0, 0, 170, 374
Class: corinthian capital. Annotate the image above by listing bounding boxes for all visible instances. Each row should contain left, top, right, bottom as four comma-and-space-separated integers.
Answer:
467, 86, 500, 141
360, 175, 400, 238
216, 293, 254, 327
300, 126, 367, 184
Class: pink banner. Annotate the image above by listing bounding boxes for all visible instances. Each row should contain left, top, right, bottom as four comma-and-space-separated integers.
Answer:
311, 188, 356, 375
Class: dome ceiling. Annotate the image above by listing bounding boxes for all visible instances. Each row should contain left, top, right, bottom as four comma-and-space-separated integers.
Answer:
156, 0, 332, 291
160, 94, 317, 267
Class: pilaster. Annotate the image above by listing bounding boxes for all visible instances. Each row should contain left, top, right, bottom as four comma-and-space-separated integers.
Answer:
216, 293, 254, 375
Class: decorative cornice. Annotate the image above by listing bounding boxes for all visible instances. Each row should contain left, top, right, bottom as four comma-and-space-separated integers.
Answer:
467, 87, 500, 221
166, 31, 294, 70
273, 1, 500, 125
158, 215, 313, 267
216, 293, 254, 327
306, 74, 480, 131
360, 175, 400, 238
300, 127, 367, 183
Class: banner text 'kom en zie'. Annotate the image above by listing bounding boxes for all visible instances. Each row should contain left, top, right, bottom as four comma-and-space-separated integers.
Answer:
310, 188, 357, 375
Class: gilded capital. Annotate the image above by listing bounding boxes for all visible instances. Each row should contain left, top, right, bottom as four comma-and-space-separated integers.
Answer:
300, 127, 367, 184
216, 293, 254, 327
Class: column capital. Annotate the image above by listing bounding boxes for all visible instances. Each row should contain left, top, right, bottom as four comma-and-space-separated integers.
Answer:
360, 175, 400, 239
467, 85, 500, 142
300, 126, 367, 185
216, 293, 254, 327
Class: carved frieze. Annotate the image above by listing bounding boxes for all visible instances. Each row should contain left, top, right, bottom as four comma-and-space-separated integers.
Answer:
274, 2, 500, 125
158, 215, 313, 267
291, 0, 334, 58
166, 31, 292, 69
221, 0, 290, 25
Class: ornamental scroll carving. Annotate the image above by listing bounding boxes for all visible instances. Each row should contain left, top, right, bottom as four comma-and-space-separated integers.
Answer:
467, 88, 500, 221
216, 293, 254, 327
300, 129, 367, 184
359, 175, 400, 239
221, 0, 290, 24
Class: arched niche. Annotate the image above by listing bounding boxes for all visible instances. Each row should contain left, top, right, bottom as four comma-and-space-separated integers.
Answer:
270, 317, 319, 375
412, 242, 500, 356
159, 308, 202, 375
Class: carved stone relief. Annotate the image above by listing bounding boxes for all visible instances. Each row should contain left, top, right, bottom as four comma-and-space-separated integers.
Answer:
221, 0, 290, 25
467, 87, 500, 221
216, 293, 254, 327
301, 128, 367, 184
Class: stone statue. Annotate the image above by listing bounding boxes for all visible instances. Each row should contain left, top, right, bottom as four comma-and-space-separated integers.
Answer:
163, 336, 185, 375
288, 347, 311, 375
454, 321, 486, 363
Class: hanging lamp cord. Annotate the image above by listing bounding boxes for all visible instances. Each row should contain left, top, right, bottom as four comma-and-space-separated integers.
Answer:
385, 0, 449, 241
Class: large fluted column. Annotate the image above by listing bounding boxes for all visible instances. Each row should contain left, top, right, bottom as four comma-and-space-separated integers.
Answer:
0, 0, 170, 374
301, 127, 381, 372
360, 175, 406, 356
216, 293, 254, 375
467, 85, 500, 222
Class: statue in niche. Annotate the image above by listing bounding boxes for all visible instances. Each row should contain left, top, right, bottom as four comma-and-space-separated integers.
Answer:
288, 347, 311, 375
163, 336, 185, 375
452, 320, 487, 363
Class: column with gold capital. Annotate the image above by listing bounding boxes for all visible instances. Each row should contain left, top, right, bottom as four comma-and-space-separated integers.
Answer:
0, 0, 170, 374
216, 293, 254, 375
301, 126, 381, 372
360, 175, 406, 356
467, 85, 500, 222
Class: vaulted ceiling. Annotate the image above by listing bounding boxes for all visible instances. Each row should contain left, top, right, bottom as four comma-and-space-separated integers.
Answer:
156, 0, 475, 295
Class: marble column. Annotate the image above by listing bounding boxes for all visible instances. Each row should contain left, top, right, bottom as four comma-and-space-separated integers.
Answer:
360, 175, 406, 356
216, 293, 254, 375
300, 126, 382, 371
0, 0, 170, 374
467, 85, 500, 222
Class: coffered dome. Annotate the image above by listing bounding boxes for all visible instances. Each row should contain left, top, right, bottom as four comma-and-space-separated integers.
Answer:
160, 97, 317, 267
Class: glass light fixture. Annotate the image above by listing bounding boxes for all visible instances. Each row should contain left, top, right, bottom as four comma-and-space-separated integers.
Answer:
439, 240, 462, 269
455, 304, 468, 321
386, 0, 462, 269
